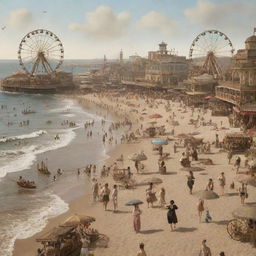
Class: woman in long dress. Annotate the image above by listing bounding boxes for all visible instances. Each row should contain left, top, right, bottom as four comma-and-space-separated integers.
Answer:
133, 205, 142, 233
166, 200, 178, 231
197, 199, 204, 223
112, 184, 118, 212
206, 178, 214, 191
187, 171, 195, 194
146, 183, 157, 208
158, 188, 166, 207
239, 183, 247, 204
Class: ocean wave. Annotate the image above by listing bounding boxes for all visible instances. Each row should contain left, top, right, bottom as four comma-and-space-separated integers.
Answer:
0, 129, 76, 178
0, 130, 47, 144
0, 193, 69, 256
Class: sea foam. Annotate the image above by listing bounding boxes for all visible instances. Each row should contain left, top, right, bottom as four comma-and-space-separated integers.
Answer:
0, 128, 76, 178
0, 130, 47, 144
0, 193, 69, 256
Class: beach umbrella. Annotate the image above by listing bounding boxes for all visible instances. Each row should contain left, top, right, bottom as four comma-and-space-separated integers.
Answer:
235, 174, 256, 187
176, 133, 191, 139
139, 177, 163, 185
151, 139, 168, 145
128, 152, 147, 161
194, 190, 219, 200
232, 205, 256, 220
149, 114, 162, 119
61, 214, 96, 227
125, 199, 144, 206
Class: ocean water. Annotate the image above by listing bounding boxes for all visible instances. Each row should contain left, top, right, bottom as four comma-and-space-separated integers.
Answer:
0, 61, 122, 256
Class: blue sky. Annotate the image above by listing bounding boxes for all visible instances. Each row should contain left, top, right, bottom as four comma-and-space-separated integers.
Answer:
0, 0, 255, 59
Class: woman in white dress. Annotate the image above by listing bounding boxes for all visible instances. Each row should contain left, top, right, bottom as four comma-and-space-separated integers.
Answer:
112, 184, 118, 212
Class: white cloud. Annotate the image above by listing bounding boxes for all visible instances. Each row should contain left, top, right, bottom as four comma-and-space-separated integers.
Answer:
138, 11, 178, 36
68, 6, 131, 39
184, 0, 256, 32
7, 8, 33, 29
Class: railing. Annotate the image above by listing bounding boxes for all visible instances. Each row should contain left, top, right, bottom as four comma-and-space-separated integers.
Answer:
215, 90, 240, 105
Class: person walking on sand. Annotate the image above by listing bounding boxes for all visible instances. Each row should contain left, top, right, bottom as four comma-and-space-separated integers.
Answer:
239, 183, 248, 205
218, 172, 226, 195
133, 204, 142, 233
158, 187, 166, 207
206, 178, 214, 191
146, 183, 157, 208
137, 243, 147, 256
166, 200, 178, 231
235, 156, 241, 173
197, 199, 205, 223
112, 184, 118, 212
227, 151, 233, 164
199, 239, 212, 256
92, 178, 99, 202
101, 183, 110, 211
187, 170, 195, 194
135, 160, 139, 173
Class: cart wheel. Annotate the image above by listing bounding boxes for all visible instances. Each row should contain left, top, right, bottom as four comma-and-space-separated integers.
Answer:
227, 219, 248, 241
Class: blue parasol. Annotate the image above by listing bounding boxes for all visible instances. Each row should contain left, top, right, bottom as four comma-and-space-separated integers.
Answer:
151, 139, 168, 145
125, 200, 144, 206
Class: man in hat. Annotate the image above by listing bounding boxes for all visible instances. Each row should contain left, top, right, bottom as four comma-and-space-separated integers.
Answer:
199, 239, 212, 256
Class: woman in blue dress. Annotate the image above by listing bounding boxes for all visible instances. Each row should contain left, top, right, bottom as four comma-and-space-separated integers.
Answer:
166, 200, 178, 231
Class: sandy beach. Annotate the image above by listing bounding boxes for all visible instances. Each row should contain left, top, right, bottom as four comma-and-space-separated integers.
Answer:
13, 92, 256, 256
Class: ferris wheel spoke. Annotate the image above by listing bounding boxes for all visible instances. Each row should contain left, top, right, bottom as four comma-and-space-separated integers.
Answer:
45, 42, 61, 52
28, 34, 42, 51
214, 43, 231, 52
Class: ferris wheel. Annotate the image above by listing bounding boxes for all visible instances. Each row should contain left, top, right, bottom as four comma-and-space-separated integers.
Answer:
18, 29, 64, 75
189, 30, 234, 79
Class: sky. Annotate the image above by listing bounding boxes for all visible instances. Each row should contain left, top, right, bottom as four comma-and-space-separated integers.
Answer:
0, 0, 255, 59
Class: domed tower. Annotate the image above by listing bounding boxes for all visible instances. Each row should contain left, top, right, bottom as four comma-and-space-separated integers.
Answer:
159, 41, 168, 55
245, 35, 256, 50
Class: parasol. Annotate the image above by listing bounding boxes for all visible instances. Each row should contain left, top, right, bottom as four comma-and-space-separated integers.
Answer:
149, 114, 162, 119
175, 133, 192, 139
235, 174, 256, 187
151, 139, 168, 145
61, 214, 95, 227
232, 205, 256, 220
194, 190, 219, 200
128, 152, 147, 161
125, 199, 144, 206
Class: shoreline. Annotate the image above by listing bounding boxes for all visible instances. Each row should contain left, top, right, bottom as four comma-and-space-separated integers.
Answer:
12, 94, 132, 256
13, 92, 256, 256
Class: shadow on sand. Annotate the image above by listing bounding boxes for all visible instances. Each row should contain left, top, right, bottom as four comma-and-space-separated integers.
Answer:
140, 229, 164, 234
112, 210, 131, 214
174, 227, 197, 232
213, 220, 230, 225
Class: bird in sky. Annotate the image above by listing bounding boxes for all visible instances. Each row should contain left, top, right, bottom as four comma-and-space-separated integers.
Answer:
43, 11, 47, 13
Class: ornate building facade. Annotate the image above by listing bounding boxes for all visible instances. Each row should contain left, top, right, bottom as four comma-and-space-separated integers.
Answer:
215, 33, 256, 128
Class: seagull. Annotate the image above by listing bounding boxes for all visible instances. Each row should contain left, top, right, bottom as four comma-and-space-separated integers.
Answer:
1, 26, 6, 30
43, 11, 47, 13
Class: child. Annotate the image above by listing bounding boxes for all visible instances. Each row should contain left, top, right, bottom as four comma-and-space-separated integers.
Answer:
205, 210, 212, 223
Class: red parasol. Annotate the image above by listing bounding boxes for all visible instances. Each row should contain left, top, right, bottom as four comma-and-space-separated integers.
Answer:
149, 114, 162, 119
